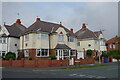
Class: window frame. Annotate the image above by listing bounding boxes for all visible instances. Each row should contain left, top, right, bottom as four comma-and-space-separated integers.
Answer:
58, 34, 64, 42
24, 34, 29, 41
36, 49, 49, 57
68, 36, 74, 42
70, 50, 76, 56
24, 49, 29, 57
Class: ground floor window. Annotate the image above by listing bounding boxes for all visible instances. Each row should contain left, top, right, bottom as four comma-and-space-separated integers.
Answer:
71, 50, 76, 56
24, 50, 29, 57
0, 51, 6, 58
36, 49, 49, 57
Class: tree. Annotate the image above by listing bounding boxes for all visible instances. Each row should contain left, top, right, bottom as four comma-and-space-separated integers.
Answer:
101, 51, 109, 58
108, 50, 120, 62
86, 49, 92, 57
5, 52, 16, 60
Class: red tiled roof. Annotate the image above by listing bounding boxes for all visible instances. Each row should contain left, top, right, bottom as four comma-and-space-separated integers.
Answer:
107, 36, 120, 44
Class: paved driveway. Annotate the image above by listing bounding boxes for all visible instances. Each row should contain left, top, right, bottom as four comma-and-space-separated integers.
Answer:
1, 63, 119, 79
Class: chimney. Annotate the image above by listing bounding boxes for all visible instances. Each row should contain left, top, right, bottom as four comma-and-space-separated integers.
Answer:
59, 22, 63, 27
36, 18, 40, 21
82, 23, 86, 29
16, 19, 21, 24
70, 28, 73, 33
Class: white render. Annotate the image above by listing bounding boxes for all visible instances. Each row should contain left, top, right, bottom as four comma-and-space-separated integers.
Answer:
0, 25, 20, 57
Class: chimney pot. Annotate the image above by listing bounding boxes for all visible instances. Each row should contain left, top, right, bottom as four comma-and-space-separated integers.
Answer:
16, 19, 21, 24
82, 23, 86, 29
70, 28, 73, 33
36, 18, 40, 21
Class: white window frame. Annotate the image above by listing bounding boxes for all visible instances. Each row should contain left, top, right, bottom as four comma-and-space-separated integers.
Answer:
36, 49, 49, 57
68, 36, 74, 42
24, 34, 29, 41
71, 50, 76, 56
24, 50, 29, 57
37, 33, 48, 40
77, 42, 80, 46
58, 35, 64, 42
0, 38, 7, 44
110, 44, 113, 48
0, 51, 6, 57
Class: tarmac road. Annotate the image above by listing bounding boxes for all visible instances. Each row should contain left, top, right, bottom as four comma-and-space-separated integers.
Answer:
1, 63, 119, 79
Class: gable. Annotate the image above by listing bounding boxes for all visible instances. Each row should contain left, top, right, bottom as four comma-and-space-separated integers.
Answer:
0, 25, 9, 36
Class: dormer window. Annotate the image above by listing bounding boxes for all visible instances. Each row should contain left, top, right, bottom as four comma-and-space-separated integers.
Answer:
58, 35, 64, 42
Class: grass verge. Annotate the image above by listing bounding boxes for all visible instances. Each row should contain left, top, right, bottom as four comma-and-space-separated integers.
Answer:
62, 64, 111, 69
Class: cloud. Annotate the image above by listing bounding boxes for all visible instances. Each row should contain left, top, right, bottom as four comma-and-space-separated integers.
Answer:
2, 2, 118, 39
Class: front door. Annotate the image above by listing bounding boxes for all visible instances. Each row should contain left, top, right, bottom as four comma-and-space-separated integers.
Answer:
56, 49, 70, 60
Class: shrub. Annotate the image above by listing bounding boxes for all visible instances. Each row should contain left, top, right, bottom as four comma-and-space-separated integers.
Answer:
5, 52, 16, 60
28, 57, 32, 60
101, 52, 109, 58
86, 49, 92, 57
48, 55, 57, 60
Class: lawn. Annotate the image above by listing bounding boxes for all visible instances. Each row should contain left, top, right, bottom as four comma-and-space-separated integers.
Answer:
62, 64, 111, 69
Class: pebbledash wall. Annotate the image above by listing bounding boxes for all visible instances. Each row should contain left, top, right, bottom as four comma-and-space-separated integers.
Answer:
1, 58, 95, 67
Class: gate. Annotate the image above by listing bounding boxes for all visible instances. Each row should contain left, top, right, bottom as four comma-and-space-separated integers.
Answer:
69, 58, 74, 65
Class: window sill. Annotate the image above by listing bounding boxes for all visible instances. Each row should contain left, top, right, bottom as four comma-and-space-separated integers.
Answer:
36, 56, 49, 57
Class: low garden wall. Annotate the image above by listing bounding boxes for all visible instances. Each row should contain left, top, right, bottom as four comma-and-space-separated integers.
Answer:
74, 58, 95, 65
1, 59, 69, 67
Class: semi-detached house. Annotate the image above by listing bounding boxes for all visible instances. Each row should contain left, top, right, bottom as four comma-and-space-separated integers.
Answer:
0, 19, 26, 58
20, 18, 77, 60
20, 18, 107, 60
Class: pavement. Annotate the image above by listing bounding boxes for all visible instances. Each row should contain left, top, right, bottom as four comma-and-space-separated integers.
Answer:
1, 62, 119, 79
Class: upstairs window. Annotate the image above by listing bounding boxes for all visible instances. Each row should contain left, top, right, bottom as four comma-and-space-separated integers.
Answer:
38, 33, 48, 40
41, 34, 48, 40
24, 34, 29, 41
77, 42, 80, 46
0, 38, 7, 44
58, 35, 64, 42
68, 36, 74, 42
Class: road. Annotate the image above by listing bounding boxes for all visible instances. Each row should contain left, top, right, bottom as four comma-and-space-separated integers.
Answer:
1, 63, 119, 79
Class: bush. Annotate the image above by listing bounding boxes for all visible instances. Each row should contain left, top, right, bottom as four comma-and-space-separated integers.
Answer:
5, 52, 16, 60
48, 55, 57, 60
28, 57, 32, 60
101, 52, 109, 58
86, 49, 92, 57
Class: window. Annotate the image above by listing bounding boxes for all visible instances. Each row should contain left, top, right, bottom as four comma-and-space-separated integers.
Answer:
3, 38, 6, 43
36, 49, 49, 57
0, 51, 6, 57
24, 50, 29, 57
77, 42, 80, 46
41, 34, 48, 40
113, 44, 115, 48
71, 50, 76, 56
24, 34, 29, 41
0, 38, 2, 43
110, 44, 113, 48
58, 35, 64, 42
38, 33, 48, 40
0, 38, 7, 44
68, 36, 74, 42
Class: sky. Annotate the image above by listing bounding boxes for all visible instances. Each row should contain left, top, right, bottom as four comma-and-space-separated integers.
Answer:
1, 1, 118, 40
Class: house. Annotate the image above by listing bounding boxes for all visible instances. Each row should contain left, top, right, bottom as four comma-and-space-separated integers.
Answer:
0, 19, 26, 58
20, 18, 77, 60
75, 24, 107, 59
106, 36, 120, 51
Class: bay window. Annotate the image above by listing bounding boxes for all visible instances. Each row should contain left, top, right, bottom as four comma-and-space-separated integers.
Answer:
37, 33, 48, 40
36, 49, 49, 57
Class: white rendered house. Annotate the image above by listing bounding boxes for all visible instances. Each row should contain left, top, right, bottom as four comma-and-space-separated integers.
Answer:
0, 19, 26, 58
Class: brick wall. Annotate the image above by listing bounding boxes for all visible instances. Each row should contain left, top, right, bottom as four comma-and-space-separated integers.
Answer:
1, 59, 69, 67
74, 58, 95, 65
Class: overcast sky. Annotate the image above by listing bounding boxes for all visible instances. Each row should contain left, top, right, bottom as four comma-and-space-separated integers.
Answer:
1, 2, 118, 40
